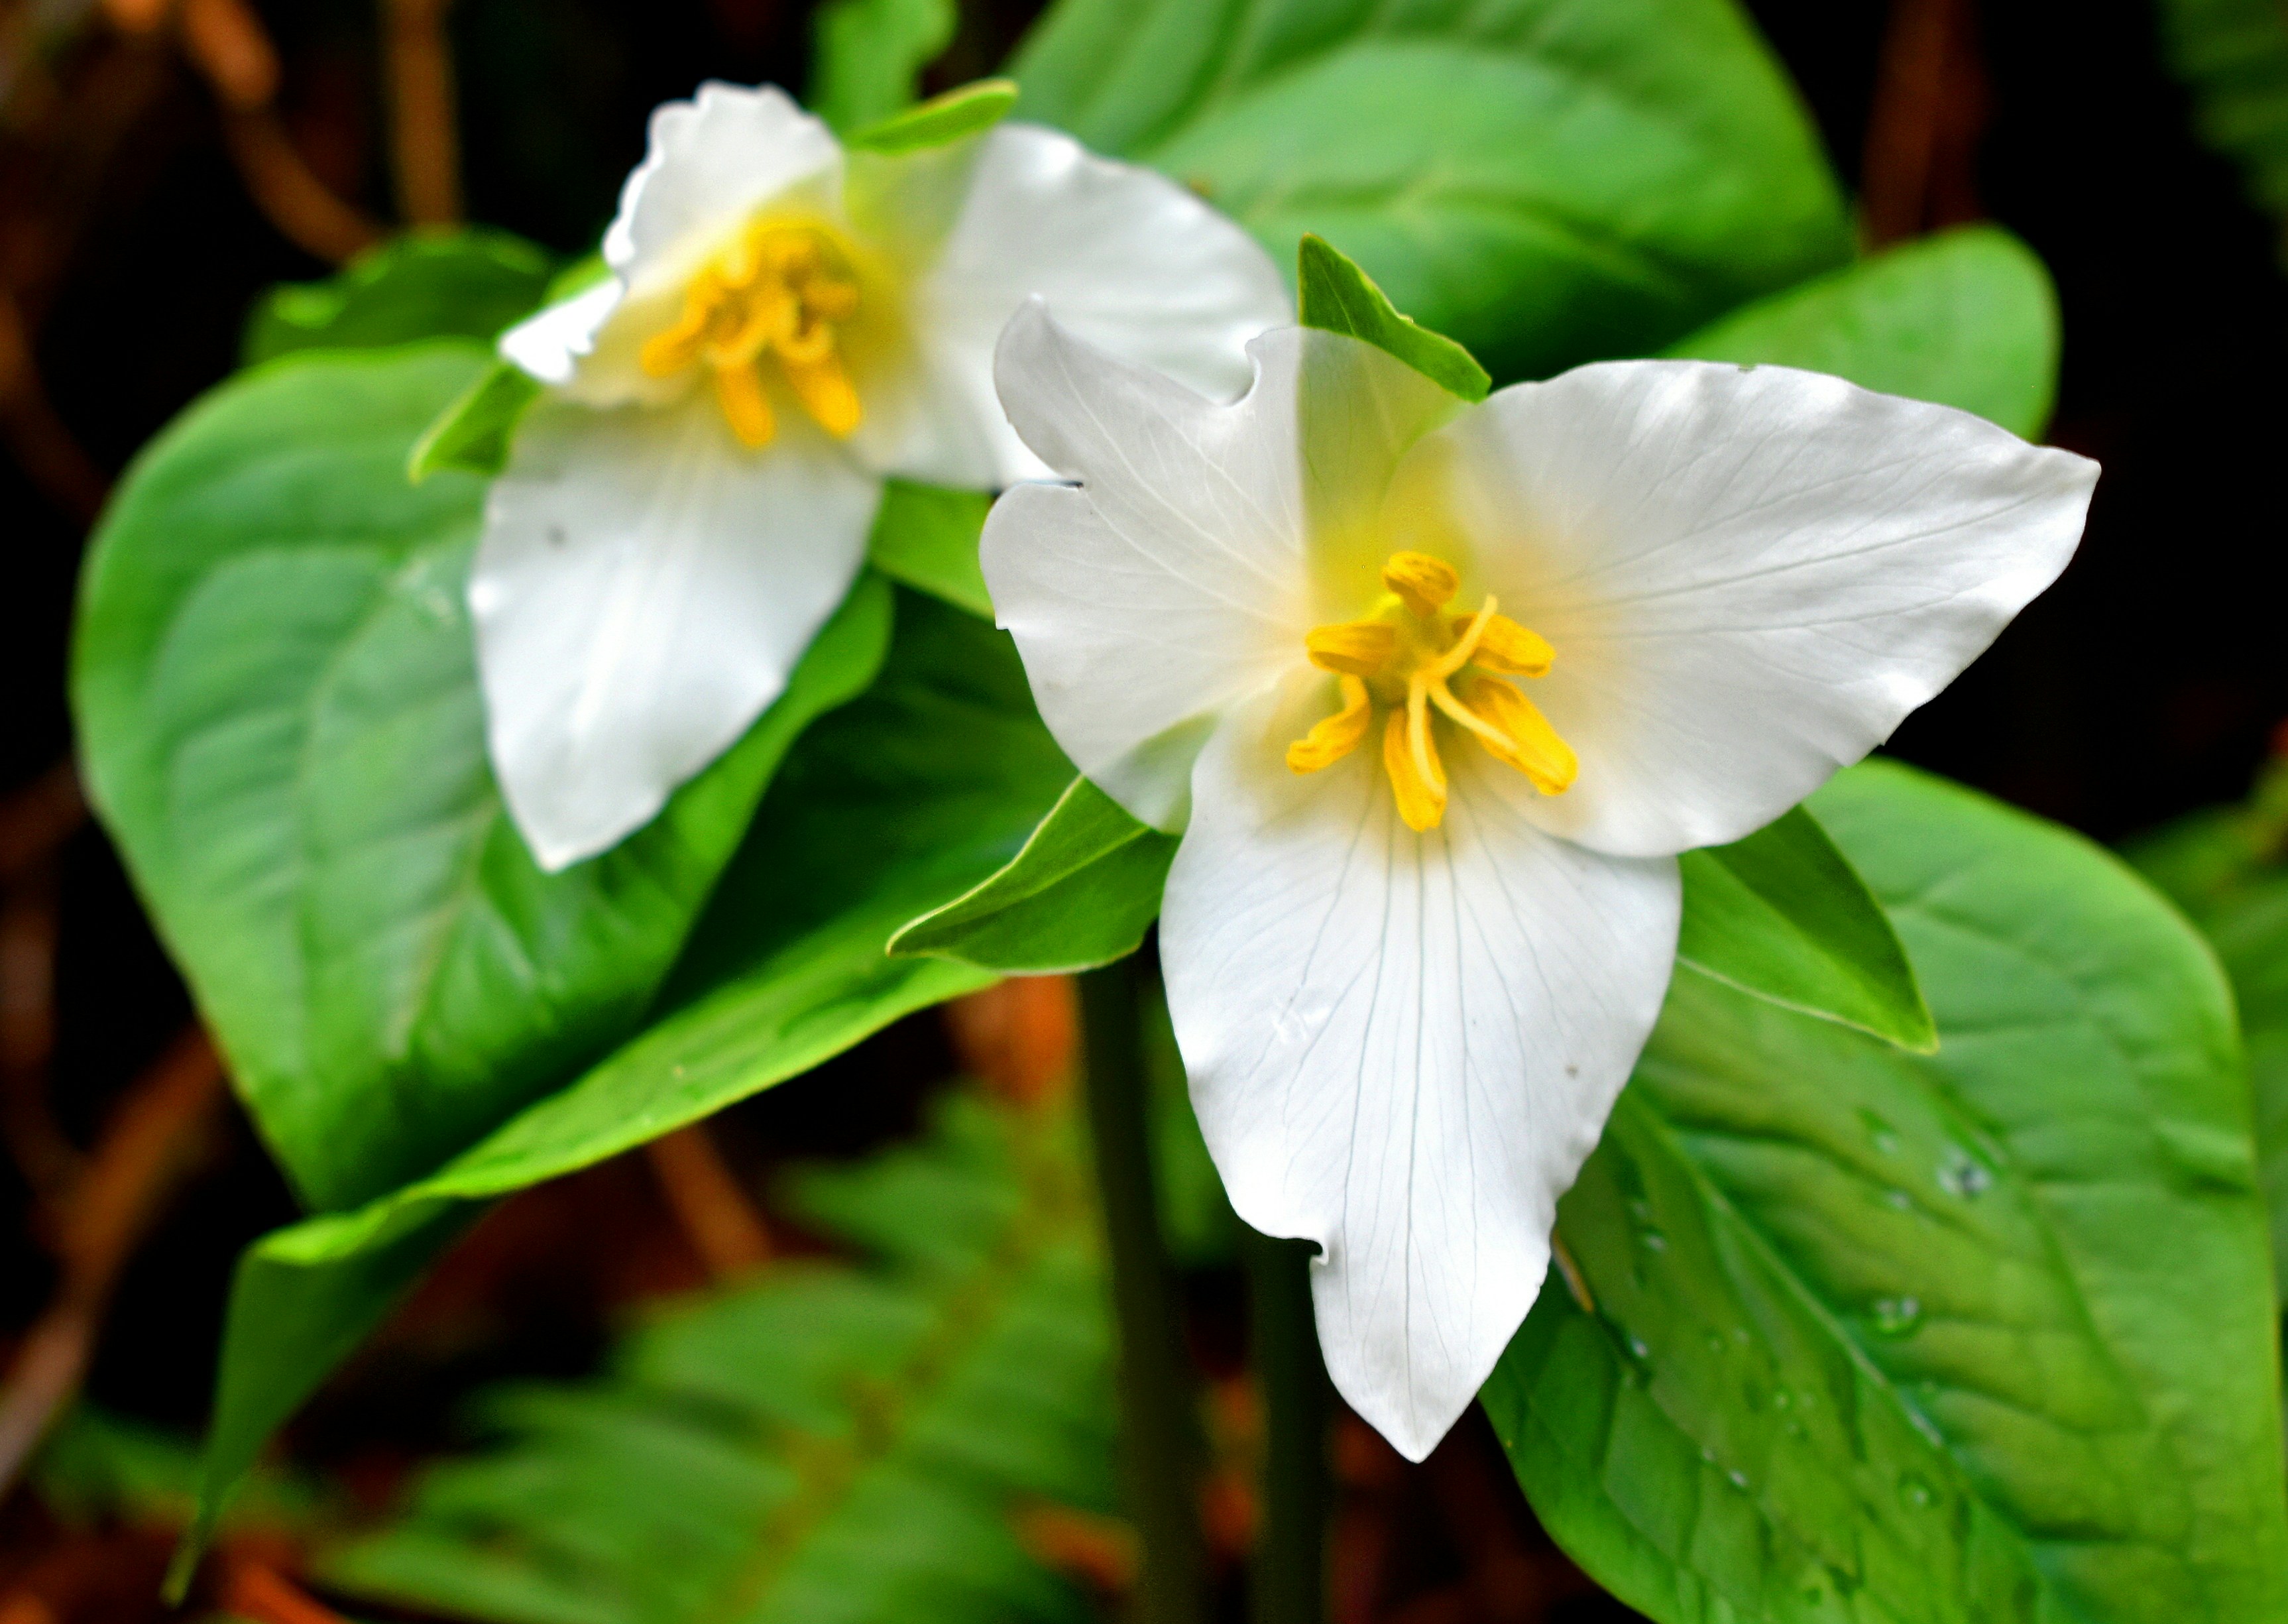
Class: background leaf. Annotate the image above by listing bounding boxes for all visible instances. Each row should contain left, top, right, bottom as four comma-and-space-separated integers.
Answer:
316, 1090, 1116, 1624
1009, 0, 1852, 381
1677, 805, 1935, 1051
1295, 233, 1489, 400
2155, 0, 2288, 255
864, 481, 995, 618
1665, 225, 2061, 438
2127, 754, 2288, 1301
186, 591, 1076, 1562
241, 231, 554, 367
73, 345, 889, 1210
1485, 761, 2288, 1623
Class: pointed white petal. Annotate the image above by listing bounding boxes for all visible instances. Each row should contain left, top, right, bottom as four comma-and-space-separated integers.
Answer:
471, 396, 881, 870
1163, 691, 1680, 1460
1397, 360, 2099, 857
498, 279, 624, 386
850, 123, 1290, 487
604, 82, 844, 299
982, 308, 1453, 828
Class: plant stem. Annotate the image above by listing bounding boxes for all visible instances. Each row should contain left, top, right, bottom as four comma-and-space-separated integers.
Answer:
1078, 960, 1206, 1624
1243, 1228, 1327, 1624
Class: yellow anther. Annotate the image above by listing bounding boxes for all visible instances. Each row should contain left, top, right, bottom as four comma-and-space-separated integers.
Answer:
1305, 622, 1397, 677
1287, 676, 1372, 773
640, 220, 866, 447
1382, 551, 1459, 618
1286, 551, 1575, 827
1383, 709, 1446, 831
1461, 614, 1554, 677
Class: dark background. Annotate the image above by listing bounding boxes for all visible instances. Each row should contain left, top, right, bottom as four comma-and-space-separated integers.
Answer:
0, 0, 2278, 1617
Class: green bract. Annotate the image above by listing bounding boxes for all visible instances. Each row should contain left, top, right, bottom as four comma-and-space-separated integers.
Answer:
241, 231, 555, 366
1486, 762, 2288, 1623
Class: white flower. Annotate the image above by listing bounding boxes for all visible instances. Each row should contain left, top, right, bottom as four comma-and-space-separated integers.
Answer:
473, 83, 1291, 869
980, 302, 2098, 1459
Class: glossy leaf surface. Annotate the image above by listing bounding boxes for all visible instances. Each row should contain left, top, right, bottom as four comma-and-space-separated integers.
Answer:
74, 345, 889, 1210
184, 593, 1075, 1567
1486, 762, 2288, 1623
1010, 0, 1852, 380
1666, 226, 2061, 438
242, 231, 553, 365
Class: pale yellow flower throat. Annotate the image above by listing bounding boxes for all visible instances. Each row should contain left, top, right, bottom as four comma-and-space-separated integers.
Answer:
640, 221, 864, 448
1288, 552, 1577, 831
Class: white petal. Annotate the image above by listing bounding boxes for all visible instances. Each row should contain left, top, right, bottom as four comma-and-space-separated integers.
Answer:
850, 123, 1291, 487
471, 396, 881, 870
604, 82, 844, 300
497, 279, 623, 386
1394, 360, 2099, 858
981, 308, 1454, 828
1163, 690, 1680, 1460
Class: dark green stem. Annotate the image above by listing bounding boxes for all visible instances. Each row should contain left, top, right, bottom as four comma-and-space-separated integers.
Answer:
1078, 960, 1206, 1624
1242, 1228, 1328, 1624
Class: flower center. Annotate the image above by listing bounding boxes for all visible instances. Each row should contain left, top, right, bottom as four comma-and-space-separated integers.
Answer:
639, 221, 864, 449
1287, 551, 1576, 832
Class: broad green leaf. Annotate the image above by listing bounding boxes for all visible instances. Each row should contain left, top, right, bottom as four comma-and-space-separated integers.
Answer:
2155, 0, 2288, 239
1485, 760, 2288, 1623
864, 481, 994, 618
809, 0, 956, 134
1666, 226, 2061, 439
1296, 234, 1489, 402
315, 1092, 1114, 1624
1677, 805, 1935, 1052
242, 230, 554, 366
2128, 755, 2288, 1300
408, 360, 539, 482
889, 776, 1177, 972
847, 78, 1020, 153
73, 344, 890, 1210
1010, 0, 1852, 380
183, 591, 1074, 1572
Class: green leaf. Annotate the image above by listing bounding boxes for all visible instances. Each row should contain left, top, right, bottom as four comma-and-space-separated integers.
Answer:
315, 1091, 1114, 1624
1677, 805, 1935, 1051
810, 0, 956, 134
1666, 225, 2062, 439
1485, 760, 2288, 1623
407, 360, 540, 482
1009, 0, 1852, 381
889, 776, 1177, 973
2127, 755, 2288, 1301
847, 78, 1021, 153
182, 591, 1075, 1573
1296, 234, 1489, 402
2155, 0, 2288, 243
72, 344, 891, 1210
241, 230, 555, 366
865, 480, 994, 618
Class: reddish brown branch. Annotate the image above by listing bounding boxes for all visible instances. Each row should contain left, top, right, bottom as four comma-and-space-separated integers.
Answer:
1862, 0, 1991, 247
381, 0, 462, 225
0, 1027, 226, 1493
644, 1122, 772, 1281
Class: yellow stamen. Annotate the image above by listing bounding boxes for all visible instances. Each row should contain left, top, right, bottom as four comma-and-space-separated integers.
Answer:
640, 220, 867, 447
1286, 551, 1575, 829
1287, 675, 1372, 772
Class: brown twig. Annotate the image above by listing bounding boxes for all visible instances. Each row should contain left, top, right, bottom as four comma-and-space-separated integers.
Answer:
643, 1122, 772, 1281
0, 286, 107, 525
221, 1562, 351, 1624
162, 0, 381, 262
1861, 0, 1991, 248
0, 762, 85, 886
943, 976, 1078, 1109
0, 1025, 226, 1494
1, 865, 78, 1207
380, 0, 461, 225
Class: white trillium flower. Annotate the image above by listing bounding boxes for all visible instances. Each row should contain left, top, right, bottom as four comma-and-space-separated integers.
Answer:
474, 83, 1291, 869
981, 302, 2099, 1460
